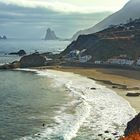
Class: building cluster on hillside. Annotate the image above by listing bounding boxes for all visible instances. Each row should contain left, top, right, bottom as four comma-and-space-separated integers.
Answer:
64, 49, 92, 63
94, 54, 140, 66
106, 55, 134, 65
64, 50, 140, 66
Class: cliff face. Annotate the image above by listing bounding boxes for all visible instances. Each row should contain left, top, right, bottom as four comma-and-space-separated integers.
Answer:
61, 19, 140, 61
45, 28, 58, 40
72, 0, 140, 40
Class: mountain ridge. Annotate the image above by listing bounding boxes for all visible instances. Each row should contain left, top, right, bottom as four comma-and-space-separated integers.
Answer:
72, 0, 140, 40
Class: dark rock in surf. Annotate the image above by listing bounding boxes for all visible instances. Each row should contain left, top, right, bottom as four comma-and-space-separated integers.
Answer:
126, 93, 140, 97
124, 113, 140, 136
9, 50, 26, 56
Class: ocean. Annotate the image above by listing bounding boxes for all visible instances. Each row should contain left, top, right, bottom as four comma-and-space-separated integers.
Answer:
0, 39, 70, 64
0, 40, 136, 140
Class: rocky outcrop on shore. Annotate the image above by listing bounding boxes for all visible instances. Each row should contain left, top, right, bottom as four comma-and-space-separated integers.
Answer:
119, 113, 140, 139
0, 53, 47, 69
20, 53, 47, 68
9, 50, 26, 56
124, 113, 140, 136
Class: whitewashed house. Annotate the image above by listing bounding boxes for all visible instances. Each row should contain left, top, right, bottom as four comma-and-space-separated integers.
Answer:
136, 58, 140, 65
68, 50, 80, 59
94, 61, 102, 64
107, 58, 134, 65
79, 55, 92, 63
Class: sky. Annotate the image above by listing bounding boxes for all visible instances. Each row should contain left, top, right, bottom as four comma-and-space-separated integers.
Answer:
0, 0, 129, 39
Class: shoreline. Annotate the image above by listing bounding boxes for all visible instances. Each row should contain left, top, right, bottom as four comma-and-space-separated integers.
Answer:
30, 68, 135, 139
36, 66, 140, 113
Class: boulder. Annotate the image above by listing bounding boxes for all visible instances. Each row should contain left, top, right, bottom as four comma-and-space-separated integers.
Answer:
20, 53, 47, 68
126, 93, 140, 97
91, 87, 96, 90
124, 113, 140, 136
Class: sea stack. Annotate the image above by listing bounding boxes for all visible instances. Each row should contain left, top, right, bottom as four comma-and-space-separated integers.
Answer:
45, 28, 58, 40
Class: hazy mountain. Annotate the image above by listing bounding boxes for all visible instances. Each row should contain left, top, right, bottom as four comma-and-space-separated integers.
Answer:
72, 0, 140, 40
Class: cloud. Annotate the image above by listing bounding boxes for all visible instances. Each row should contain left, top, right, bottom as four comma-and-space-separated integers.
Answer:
0, 1, 112, 38
0, 0, 127, 13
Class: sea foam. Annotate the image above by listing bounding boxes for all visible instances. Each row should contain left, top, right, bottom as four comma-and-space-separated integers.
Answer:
18, 69, 136, 140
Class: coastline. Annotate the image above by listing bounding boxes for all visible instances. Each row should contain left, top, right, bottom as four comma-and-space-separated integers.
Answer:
21, 68, 135, 139
37, 66, 140, 113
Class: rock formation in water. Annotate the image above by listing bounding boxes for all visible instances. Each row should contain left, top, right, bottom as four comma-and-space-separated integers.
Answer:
9, 50, 26, 56
44, 28, 58, 40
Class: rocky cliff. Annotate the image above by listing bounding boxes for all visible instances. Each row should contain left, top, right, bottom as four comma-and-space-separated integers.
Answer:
61, 18, 140, 61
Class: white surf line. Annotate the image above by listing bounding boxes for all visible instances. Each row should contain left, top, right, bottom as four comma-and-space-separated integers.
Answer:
17, 69, 136, 140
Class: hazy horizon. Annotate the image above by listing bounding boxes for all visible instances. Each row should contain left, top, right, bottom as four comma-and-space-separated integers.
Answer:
0, 0, 129, 39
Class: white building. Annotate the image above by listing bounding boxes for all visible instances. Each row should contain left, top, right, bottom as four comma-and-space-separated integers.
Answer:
79, 55, 92, 63
136, 58, 140, 65
68, 50, 80, 58
94, 61, 101, 64
107, 58, 134, 65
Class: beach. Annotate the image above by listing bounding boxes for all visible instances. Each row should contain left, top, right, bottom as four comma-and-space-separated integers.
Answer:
41, 66, 140, 113
23, 68, 135, 140
0, 67, 139, 139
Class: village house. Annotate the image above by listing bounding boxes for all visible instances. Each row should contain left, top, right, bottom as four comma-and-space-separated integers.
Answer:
94, 61, 102, 64
79, 55, 92, 63
107, 55, 134, 65
136, 58, 140, 65
65, 49, 92, 63
65, 50, 80, 61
